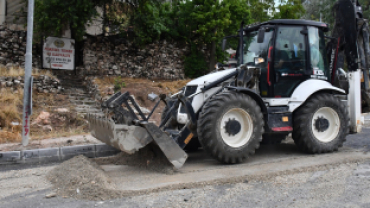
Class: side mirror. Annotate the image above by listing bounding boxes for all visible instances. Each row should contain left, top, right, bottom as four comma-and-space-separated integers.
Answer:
215, 62, 224, 70
221, 38, 227, 51
254, 57, 265, 65
257, 28, 265, 43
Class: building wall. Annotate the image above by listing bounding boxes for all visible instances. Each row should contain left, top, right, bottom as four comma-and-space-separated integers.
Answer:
5, 0, 26, 25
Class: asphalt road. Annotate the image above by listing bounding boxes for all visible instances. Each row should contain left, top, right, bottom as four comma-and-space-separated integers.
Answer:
0, 128, 370, 208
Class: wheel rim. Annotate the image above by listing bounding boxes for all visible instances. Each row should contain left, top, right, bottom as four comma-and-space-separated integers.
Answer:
220, 108, 254, 148
311, 107, 340, 143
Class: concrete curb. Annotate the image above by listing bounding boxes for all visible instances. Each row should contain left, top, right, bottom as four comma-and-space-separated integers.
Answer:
0, 144, 120, 165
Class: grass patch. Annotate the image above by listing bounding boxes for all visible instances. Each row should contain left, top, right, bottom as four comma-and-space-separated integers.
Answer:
0, 89, 23, 142
0, 89, 23, 128
0, 66, 56, 79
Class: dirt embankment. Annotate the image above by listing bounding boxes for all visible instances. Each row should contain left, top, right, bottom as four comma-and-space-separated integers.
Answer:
0, 89, 87, 143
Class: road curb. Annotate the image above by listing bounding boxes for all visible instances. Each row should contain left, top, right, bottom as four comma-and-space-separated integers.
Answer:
0, 144, 120, 165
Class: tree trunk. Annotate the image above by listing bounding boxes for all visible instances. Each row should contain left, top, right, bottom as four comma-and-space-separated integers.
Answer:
209, 40, 216, 71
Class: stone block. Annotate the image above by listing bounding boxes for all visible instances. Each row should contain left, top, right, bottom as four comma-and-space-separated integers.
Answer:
21, 149, 40, 163
60, 145, 96, 160
95, 144, 120, 158
0, 151, 21, 164
39, 148, 60, 163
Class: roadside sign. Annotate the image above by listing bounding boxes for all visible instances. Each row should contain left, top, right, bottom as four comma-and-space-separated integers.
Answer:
43, 37, 75, 70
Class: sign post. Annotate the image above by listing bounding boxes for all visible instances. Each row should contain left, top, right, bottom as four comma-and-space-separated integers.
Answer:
22, 0, 35, 146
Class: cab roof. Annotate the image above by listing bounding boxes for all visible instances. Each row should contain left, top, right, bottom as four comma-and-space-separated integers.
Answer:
244, 19, 329, 32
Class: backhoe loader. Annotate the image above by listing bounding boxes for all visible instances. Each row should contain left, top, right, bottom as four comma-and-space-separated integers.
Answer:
88, 0, 370, 169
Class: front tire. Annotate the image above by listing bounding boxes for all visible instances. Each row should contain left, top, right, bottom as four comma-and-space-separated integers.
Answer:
197, 92, 264, 164
292, 93, 349, 153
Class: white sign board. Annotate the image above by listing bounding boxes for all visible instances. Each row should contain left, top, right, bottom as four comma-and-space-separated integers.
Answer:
43, 37, 75, 70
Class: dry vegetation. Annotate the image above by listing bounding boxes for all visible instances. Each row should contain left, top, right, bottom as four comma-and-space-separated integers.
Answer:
0, 88, 23, 143
0, 66, 86, 143
0, 66, 56, 78
95, 76, 190, 95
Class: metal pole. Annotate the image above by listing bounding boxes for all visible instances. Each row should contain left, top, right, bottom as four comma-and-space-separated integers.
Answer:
22, 0, 35, 146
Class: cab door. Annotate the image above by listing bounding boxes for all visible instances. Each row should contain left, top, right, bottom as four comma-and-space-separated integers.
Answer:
272, 26, 308, 97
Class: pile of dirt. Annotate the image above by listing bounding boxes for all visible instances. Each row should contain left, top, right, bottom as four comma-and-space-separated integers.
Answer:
47, 155, 122, 200
48, 145, 175, 200
94, 143, 175, 174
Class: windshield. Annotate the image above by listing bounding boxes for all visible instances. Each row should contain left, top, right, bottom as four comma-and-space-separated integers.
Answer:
239, 30, 274, 67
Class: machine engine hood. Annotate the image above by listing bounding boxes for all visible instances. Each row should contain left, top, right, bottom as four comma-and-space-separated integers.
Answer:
186, 68, 236, 86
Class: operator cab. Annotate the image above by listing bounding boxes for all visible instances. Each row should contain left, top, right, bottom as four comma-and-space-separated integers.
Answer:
222, 19, 330, 98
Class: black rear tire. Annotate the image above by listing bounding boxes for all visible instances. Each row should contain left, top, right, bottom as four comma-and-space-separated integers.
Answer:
197, 92, 264, 164
292, 93, 349, 153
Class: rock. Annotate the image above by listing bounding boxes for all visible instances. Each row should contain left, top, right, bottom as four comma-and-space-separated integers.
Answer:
42, 119, 50, 125
0, 81, 5, 88
107, 87, 114, 95
43, 89, 49, 93
5, 63, 12, 69
32, 111, 51, 126
0, 31, 8, 38
42, 125, 53, 132
13, 80, 20, 87
57, 86, 63, 93
50, 88, 57, 93
6, 81, 13, 87
56, 108, 69, 114
45, 192, 56, 198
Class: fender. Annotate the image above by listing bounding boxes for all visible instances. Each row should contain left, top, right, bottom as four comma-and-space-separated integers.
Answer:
288, 79, 346, 112
225, 86, 268, 115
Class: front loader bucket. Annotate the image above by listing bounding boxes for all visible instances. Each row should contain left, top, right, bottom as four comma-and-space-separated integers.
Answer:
87, 114, 188, 169
88, 114, 153, 154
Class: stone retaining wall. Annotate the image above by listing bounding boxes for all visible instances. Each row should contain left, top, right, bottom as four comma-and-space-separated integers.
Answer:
0, 24, 189, 80
0, 75, 64, 94
80, 37, 188, 79
0, 24, 41, 68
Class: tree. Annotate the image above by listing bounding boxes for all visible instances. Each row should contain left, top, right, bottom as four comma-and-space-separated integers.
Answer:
276, 0, 305, 19
132, 1, 172, 45
34, 0, 113, 41
173, 0, 251, 71
249, 0, 275, 23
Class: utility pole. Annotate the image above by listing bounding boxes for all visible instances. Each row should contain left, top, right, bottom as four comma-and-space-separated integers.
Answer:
22, 0, 35, 146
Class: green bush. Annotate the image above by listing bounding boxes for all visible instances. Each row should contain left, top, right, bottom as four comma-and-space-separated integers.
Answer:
114, 76, 126, 92
184, 45, 208, 78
